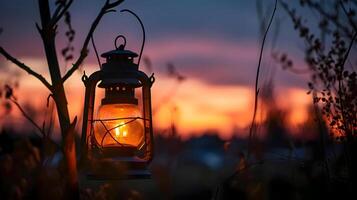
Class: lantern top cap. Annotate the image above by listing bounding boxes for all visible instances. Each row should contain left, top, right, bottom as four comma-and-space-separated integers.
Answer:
101, 48, 138, 58
101, 35, 138, 58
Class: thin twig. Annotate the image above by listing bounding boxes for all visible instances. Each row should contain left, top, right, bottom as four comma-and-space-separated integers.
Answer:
303, 0, 352, 37
62, 0, 124, 83
0, 47, 52, 91
51, 2, 65, 21
247, 0, 278, 160
338, 31, 357, 137
91, 36, 102, 67
9, 97, 44, 137
342, 32, 357, 71
339, 0, 357, 32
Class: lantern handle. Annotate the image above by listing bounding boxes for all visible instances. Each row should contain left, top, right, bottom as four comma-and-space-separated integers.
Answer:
121, 9, 145, 66
114, 35, 127, 50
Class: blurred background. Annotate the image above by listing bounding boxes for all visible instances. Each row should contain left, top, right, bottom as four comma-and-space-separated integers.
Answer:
0, 0, 355, 199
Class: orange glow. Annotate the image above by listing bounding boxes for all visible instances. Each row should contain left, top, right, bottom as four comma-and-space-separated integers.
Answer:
277, 88, 311, 127
0, 57, 312, 140
94, 104, 144, 148
153, 78, 254, 139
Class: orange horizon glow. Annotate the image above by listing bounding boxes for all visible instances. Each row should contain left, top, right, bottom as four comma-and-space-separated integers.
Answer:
0, 55, 311, 140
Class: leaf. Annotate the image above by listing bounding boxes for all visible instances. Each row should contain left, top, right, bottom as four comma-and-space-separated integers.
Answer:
308, 82, 314, 89
61, 47, 69, 56
65, 55, 73, 61
330, 121, 336, 126
280, 54, 287, 62
3, 101, 12, 114
4, 84, 13, 99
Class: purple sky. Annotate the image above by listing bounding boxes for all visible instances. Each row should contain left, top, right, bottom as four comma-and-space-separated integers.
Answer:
0, 0, 311, 88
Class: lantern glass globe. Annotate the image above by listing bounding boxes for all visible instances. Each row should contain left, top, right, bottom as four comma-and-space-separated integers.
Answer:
94, 104, 144, 148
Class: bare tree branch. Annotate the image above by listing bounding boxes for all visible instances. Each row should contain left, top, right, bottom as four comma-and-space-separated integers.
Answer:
62, 0, 124, 83
51, 0, 74, 26
0, 46, 52, 91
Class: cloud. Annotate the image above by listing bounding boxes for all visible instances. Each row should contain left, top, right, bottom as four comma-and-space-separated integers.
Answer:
144, 36, 309, 87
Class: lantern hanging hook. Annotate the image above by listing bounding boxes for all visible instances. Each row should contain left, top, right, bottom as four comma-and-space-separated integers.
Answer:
114, 35, 127, 50
120, 9, 146, 66
81, 71, 88, 84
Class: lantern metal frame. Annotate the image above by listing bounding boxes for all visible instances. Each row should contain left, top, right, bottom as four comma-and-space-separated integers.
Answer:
80, 10, 154, 179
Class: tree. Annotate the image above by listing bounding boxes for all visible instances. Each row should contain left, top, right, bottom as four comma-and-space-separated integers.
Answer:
0, 0, 125, 198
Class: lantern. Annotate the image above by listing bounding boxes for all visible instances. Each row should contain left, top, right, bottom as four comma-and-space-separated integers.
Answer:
81, 31, 154, 179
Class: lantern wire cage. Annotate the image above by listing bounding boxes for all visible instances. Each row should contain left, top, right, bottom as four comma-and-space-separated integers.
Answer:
88, 116, 149, 149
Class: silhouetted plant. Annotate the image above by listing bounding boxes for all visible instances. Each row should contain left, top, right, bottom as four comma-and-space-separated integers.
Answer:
280, 0, 356, 141
280, 0, 357, 189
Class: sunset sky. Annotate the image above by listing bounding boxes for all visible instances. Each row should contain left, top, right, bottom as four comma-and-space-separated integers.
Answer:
0, 0, 314, 139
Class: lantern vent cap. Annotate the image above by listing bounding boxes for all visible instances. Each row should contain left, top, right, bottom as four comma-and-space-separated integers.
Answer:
101, 35, 138, 58
101, 49, 138, 58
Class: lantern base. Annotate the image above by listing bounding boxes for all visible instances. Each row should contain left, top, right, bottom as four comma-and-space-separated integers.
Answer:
101, 146, 137, 157
87, 169, 151, 180
84, 156, 151, 180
